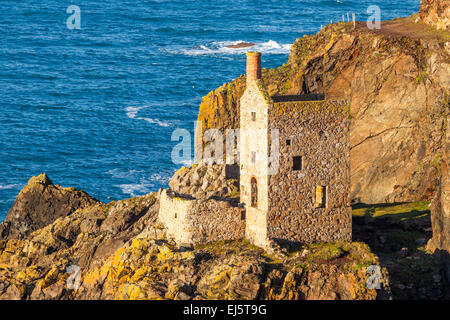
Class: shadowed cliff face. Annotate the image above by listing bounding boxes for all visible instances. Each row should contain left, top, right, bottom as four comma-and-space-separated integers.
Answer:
196, 16, 449, 205
427, 102, 449, 293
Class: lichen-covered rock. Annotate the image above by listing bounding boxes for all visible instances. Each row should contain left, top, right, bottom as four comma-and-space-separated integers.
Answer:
0, 176, 390, 300
419, 0, 450, 30
0, 177, 159, 300
169, 163, 239, 200
196, 256, 263, 300
260, 242, 391, 300
75, 239, 388, 300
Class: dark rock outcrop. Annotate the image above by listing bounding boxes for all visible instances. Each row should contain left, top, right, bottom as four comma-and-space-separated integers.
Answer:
227, 42, 255, 49
0, 174, 99, 240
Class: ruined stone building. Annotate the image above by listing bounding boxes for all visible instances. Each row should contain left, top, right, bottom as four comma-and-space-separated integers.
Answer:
241, 52, 351, 248
158, 52, 351, 248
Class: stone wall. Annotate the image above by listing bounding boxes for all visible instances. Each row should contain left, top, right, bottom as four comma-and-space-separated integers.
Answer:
188, 199, 245, 245
158, 190, 196, 244
158, 190, 245, 245
240, 80, 270, 246
267, 100, 352, 243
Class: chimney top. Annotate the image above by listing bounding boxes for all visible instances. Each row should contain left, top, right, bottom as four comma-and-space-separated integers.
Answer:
246, 51, 261, 83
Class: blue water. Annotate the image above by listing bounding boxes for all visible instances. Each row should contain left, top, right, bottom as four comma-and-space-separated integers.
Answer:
0, 0, 420, 220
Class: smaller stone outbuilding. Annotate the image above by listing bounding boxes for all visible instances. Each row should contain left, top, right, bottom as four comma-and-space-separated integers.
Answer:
158, 189, 245, 245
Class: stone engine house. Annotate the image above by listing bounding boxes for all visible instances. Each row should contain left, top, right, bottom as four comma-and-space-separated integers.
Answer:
241, 52, 352, 248
158, 52, 351, 248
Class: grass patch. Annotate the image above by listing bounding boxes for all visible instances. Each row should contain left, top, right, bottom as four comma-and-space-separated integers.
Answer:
287, 241, 378, 270
305, 242, 346, 262
195, 239, 262, 256
353, 201, 432, 258
352, 201, 430, 221
414, 71, 428, 84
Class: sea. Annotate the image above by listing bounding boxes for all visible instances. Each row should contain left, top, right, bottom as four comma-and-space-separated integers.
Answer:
0, 0, 421, 220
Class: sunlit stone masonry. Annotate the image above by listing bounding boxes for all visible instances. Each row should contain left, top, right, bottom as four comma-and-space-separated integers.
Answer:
159, 52, 351, 248
240, 52, 351, 248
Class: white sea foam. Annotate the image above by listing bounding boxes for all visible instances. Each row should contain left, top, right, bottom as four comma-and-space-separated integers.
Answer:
118, 183, 151, 196
179, 159, 194, 167
125, 106, 171, 127
0, 184, 19, 190
125, 106, 142, 119
164, 40, 292, 56
116, 173, 171, 197
107, 168, 145, 179
140, 117, 171, 127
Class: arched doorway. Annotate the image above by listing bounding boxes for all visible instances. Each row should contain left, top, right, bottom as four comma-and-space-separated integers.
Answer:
250, 177, 258, 208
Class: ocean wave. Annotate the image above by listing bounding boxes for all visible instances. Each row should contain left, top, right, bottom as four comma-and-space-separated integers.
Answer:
117, 183, 152, 197
163, 40, 292, 56
125, 106, 171, 128
107, 168, 145, 179
0, 184, 19, 190
116, 173, 171, 197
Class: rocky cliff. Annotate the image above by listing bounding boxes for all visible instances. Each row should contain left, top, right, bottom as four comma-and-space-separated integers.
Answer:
0, 174, 390, 300
0, 1, 448, 301
196, 7, 449, 205
427, 101, 449, 293
192, 2, 450, 294
0, 174, 99, 240
419, 0, 450, 30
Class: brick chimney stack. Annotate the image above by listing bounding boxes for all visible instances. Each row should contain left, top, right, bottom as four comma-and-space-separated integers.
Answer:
246, 52, 261, 83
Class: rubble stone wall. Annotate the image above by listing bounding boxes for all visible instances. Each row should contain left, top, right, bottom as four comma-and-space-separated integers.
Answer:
158, 190, 245, 245
267, 100, 352, 243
